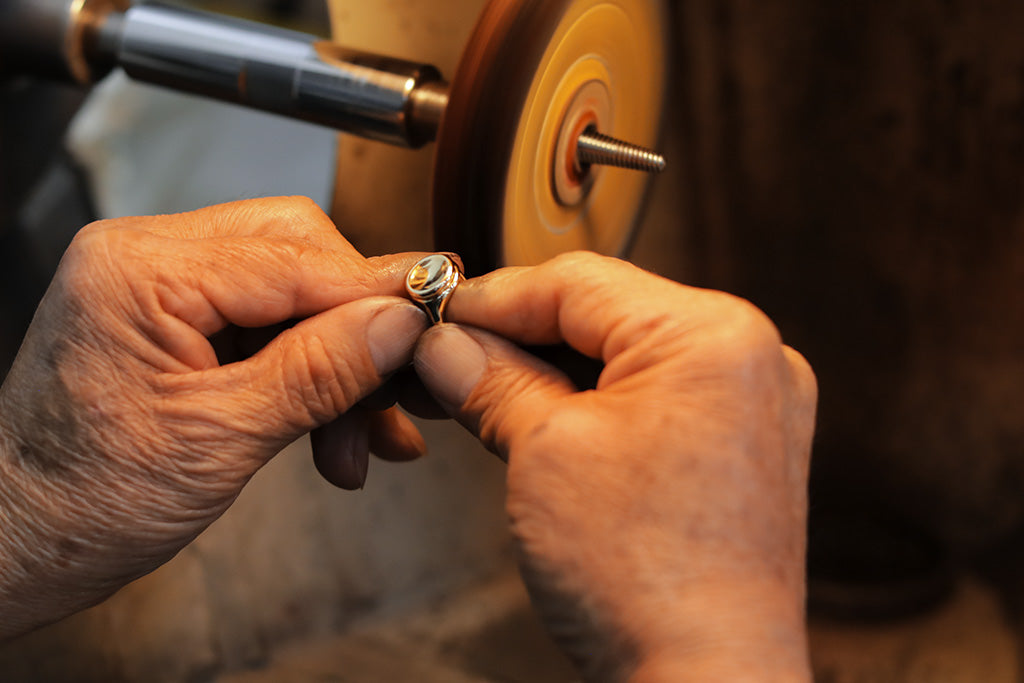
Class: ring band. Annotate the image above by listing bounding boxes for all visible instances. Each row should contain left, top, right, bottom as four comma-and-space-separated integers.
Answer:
405, 254, 464, 324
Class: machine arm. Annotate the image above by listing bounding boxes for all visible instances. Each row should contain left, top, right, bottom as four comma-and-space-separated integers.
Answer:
0, 0, 447, 148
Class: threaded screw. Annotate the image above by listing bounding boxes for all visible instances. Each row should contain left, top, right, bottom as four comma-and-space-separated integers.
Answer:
576, 129, 666, 174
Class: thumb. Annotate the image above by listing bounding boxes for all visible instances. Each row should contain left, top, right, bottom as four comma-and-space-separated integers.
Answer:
184, 297, 429, 453
413, 324, 577, 459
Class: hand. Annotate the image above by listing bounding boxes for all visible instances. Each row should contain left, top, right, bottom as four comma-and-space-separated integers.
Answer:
0, 197, 429, 638
412, 252, 817, 682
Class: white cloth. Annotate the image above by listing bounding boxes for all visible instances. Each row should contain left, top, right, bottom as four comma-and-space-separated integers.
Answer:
66, 72, 336, 219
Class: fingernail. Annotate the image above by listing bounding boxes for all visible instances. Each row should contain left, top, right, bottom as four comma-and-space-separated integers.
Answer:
367, 304, 428, 375
414, 325, 487, 411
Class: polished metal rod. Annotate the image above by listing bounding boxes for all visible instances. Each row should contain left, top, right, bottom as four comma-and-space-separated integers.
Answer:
112, 4, 447, 148
0, 0, 448, 148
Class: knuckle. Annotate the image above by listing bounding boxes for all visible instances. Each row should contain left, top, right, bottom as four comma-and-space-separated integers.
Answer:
546, 250, 621, 278
249, 194, 319, 215
549, 249, 601, 267
783, 345, 819, 406
275, 194, 327, 220
696, 293, 788, 379
73, 217, 116, 240
272, 195, 331, 229
68, 219, 121, 256
233, 196, 333, 242
712, 294, 781, 352
62, 222, 148, 287
281, 333, 361, 425
542, 251, 639, 308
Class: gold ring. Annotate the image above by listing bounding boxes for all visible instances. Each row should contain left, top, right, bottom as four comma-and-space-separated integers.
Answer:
405, 254, 463, 324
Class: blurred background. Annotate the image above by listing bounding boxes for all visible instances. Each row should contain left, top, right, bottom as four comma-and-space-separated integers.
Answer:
1, 0, 1024, 680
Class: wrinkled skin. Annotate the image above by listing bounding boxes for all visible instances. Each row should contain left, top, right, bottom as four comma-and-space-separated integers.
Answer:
414, 252, 817, 682
0, 202, 816, 682
0, 197, 430, 638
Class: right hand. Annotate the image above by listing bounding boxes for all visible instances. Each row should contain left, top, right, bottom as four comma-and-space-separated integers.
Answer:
412, 252, 817, 682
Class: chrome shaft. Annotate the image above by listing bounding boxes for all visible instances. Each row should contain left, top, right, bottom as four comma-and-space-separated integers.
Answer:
1, 0, 449, 148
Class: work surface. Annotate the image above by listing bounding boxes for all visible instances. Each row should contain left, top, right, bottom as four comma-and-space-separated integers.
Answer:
214, 573, 1017, 683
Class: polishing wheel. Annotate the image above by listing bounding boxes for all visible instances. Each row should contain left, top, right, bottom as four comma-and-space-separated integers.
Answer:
435, 0, 669, 272
1, 0, 669, 273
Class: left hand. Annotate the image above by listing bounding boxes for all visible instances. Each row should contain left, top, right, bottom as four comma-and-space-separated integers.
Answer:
0, 196, 427, 638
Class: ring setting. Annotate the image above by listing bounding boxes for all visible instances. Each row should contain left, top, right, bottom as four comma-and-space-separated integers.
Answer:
405, 254, 463, 324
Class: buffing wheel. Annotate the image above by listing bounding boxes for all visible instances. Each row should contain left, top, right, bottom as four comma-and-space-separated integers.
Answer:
433, 0, 669, 274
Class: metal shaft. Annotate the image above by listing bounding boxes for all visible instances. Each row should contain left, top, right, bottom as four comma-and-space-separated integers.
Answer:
577, 130, 666, 174
1, 0, 449, 148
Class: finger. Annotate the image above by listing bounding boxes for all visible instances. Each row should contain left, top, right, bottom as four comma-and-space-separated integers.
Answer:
164, 297, 429, 452
155, 242, 427, 335
359, 375, 402, 412
368, 408, 427, 462
209, 321, 295, 365
362, 368, 449, 420
443, 251, 702, 364
110, 196, 347, 249
414, 324, 577, 459
141, 247, 428, 372
395, 372, 449, 420
81, 199, 431, 334
80, 197, 430, 330
311, 410, 370, 490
